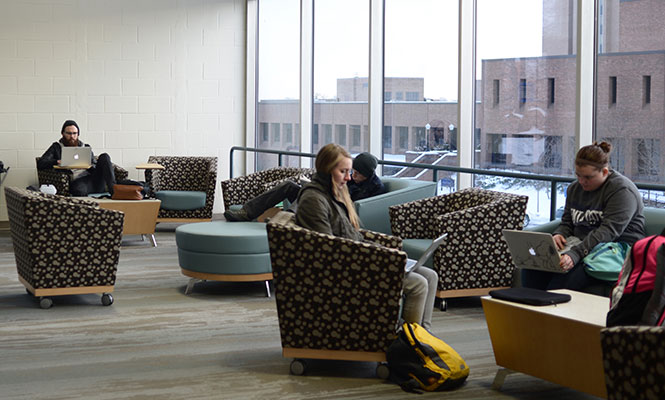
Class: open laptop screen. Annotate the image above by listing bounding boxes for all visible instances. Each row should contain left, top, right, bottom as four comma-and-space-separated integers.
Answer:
405, 233, 447, 273
60, 147, 92, 168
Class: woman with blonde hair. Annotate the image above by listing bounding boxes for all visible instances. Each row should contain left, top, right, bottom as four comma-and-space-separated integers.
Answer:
296, 143, 438, 329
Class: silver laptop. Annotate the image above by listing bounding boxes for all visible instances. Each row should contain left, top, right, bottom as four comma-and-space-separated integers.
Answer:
60, 147, 92, 168
502, 229, 582, 274
405, 233, 448, 273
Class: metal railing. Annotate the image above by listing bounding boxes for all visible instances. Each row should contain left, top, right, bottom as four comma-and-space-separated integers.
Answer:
229, 146, 665, 221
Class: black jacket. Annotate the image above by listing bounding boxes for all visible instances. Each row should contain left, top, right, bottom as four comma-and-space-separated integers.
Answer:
37, 139, 97, 171
348, 173, 386, 201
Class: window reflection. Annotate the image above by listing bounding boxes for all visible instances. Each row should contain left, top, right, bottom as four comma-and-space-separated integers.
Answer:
383, 0, 459, 185
312, 0, 369, 155
475, 0, 572, 227
257, 0, 300, 170
596, 0, 665, 190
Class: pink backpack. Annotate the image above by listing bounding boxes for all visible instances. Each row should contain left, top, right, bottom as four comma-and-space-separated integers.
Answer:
607, 232, 665, 326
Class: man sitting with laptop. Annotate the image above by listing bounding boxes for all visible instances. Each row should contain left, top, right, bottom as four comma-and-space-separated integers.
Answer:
37, 120, 116, 196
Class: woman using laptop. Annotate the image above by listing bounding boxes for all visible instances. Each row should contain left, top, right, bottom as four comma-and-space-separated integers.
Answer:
523, 142, 645, 291
37, 120, 116, 196
295, 143, 438, 330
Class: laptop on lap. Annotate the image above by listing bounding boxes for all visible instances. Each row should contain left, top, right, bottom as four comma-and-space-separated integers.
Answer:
405, 233, 448, 273
502, 229, 581, 273
60, 147, 92, 168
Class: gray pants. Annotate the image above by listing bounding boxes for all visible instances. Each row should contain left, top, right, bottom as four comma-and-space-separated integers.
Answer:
402, 265, 438, 330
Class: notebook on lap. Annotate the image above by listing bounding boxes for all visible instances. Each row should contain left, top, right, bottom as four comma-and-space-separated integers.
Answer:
502, 229, 582, 274
60, 147, 92, 168
405, 233, 448, 273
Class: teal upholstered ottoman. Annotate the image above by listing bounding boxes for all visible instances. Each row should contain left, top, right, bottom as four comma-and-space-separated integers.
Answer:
175, 221, 272, 296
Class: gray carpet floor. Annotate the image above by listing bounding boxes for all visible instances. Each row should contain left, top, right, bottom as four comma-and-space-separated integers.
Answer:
0, 224, 600, 399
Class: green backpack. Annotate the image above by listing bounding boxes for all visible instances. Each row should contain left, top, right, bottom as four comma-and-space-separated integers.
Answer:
583, 241, 631, 281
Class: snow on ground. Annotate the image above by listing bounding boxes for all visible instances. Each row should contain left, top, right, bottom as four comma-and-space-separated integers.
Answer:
380, 155, 665, 227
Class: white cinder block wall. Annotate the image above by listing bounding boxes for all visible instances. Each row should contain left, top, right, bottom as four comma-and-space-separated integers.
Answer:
0, 0, 247, 221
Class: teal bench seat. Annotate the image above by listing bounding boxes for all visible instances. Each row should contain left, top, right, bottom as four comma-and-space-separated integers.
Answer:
155, 190, 206, 211
175, 221, 272, 296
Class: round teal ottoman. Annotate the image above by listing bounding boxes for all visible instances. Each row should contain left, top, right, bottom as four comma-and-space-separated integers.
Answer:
175, 221, 272, 296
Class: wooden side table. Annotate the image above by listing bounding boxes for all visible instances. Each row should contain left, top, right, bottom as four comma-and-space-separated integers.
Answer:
86, 198, 161, 246
482, 289, 608, 398
135, 163, 165, 171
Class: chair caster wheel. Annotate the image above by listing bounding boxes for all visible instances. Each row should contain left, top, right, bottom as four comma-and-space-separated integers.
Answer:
39, 297, 53, 309
435, 297, 447, 311
376, 363, 390, 380
290, 359, 306, 376
101, 293, 114, 306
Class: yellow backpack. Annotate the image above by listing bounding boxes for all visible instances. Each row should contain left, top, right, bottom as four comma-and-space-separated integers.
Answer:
386, 322, 470, 392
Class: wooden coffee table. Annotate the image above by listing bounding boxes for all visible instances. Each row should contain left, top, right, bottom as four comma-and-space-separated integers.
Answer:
481, 289, 609, 398
88, 198, 161, 246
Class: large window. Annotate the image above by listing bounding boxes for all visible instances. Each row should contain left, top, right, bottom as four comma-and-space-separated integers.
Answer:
384, 0, 458, 182
596, 0, 665, 189
475, 0, 575, 227
350, 125, 361, 149
312, 0, 369, 155
251, 1, 665, 226
256, 0, 300, 169
284, 123, 293, 144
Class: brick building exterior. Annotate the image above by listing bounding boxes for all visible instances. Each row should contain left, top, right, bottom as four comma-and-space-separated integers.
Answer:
257, 0, 665, 184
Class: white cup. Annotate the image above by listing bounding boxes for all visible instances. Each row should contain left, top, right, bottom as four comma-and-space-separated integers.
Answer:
40, 184, 57, 195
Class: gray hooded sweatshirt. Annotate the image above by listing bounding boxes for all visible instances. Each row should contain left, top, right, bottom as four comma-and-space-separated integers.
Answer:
553, 170, 645, 264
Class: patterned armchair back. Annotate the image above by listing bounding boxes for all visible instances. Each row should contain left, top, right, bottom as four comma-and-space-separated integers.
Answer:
389, 187, 528, 293
266, 212, 405, 353
147, 156, 217, 192
4, 187, 124, 290
145, 156, 218, 219
445, 187, 513, 211
391, 187, 528, 239
221, 166, 315, 210
601, 326, 665, 399
35, 157, 129, 196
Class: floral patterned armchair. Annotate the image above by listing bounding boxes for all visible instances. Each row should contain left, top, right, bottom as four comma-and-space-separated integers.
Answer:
221, 166, 315, 210
390, 188, 528, 306
145, 156, 218, 221
36, 157, 128, 196
4, 187, 124, 308
600, 326, 665, 399
266, 211, 405, 375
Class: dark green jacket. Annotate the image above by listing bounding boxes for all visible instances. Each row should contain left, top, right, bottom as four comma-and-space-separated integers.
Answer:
295, 172, 363, 241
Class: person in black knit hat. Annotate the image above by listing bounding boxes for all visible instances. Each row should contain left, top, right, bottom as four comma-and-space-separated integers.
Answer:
37, 120, 117, 196
224, 149, 385, 222
347, 151, 385, 201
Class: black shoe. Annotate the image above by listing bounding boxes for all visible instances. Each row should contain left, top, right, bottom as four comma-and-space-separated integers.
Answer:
224, 208, 251, 222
